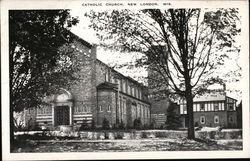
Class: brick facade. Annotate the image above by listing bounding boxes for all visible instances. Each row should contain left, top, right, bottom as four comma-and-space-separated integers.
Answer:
22, 33, 151, 130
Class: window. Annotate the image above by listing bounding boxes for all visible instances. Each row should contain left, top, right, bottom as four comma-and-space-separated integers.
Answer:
122, 81, 126, 93
99, 105, 103, 112
214, 103, 219, 111
105, 71, 109, 82
131, 87, 134, 96
193, 104, 197, 112
200, 116, 205, 124
120, 97, 122, 113
37, 106, 51, 115
117, 79, 121, 91
107, 105, 111, 112
87, 106, 90, 112
183, 104, 187, 113
200, 103, 205, 111
214, 115, 219, 124
110, 75, 114, 83
123, 100, 127, 114
228, 104, 234, 111
83, 105, 88, 112
127, 85, 131, 95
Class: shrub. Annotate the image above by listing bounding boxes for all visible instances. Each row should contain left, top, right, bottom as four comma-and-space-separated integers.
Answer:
134, 118, 142, 130
79, 120, 89, 131
102, 118, 110, 130
91, 120, 96, 130
118, 120, 125, 129
166, 102, 182, 130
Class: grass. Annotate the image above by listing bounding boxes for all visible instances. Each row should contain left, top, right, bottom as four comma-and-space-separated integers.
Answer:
12, 138, 243, 153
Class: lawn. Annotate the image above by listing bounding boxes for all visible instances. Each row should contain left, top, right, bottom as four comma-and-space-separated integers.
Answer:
12, 138, 242, 152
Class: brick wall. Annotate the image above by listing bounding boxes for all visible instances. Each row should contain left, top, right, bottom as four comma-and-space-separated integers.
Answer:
194, 111, 228, 127
96, 90, 116, 127
28, 36, 151, 130
66, 40, 97, 126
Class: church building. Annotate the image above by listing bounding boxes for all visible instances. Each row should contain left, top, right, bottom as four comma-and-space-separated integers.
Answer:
23, 32, 151, 130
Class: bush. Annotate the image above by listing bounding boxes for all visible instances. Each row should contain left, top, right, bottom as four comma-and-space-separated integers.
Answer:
118, 120, 125, 129
91, 120, 96, 130
102, 118, 110, 130
166, 102, 182, 130
79, 120, 89, 131
134, 118, 142, 130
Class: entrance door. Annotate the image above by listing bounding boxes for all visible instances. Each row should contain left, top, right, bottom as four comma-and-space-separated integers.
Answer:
55, 106, 69, 125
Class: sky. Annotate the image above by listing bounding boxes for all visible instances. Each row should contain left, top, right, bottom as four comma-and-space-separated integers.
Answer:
69, 9, 243, 101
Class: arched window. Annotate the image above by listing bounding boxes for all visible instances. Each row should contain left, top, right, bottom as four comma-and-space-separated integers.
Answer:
200, 116, 205, 124
99, 105, 103, 112
214, 115, 219, 124
107, 105, 111, 112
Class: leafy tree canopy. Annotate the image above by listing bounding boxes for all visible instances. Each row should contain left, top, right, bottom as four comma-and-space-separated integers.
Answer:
10, 10, 79, 112
86, 8, 240, 98
86, 8, 240, 139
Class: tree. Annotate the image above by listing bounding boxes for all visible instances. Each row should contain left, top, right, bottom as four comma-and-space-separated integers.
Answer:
102, 118, 110, 129
9, 10, 79, 150
86, 9, 240, 139
166, 102, 181, 130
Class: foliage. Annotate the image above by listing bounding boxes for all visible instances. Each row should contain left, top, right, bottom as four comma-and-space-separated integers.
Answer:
9, 10, 79, 112
86, 8, 240, 139
79, 120, 90, 131
166, 102, 182, 130
118, 120, 125, 129
102, 118, 110, 129
133, 118, 142, 129
13, 112, 25, 131
91, 120, 96, 130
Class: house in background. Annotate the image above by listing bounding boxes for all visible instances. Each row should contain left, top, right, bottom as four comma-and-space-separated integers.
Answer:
179, 89, 239, 128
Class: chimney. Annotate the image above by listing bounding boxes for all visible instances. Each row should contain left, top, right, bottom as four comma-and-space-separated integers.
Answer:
223, 83, 226, 91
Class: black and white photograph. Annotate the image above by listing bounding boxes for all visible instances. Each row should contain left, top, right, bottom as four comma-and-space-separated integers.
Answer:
1, 0, 249, 160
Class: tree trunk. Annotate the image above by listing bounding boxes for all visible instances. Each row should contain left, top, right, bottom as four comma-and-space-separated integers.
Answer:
186, 89, 195, 139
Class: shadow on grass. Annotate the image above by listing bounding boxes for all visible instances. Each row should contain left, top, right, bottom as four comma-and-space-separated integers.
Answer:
193, 138, 217, 146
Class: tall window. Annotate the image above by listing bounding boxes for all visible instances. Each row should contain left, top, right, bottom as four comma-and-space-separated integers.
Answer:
110, 75, 114, 83
200, 116, 205, 124
127, 85, 131, 95
117, 79, 121, 91
105, 71, 109, 82
107, 105, 111, 112
122, 81, 126, 93
99, 105, 103, 112
214, 115, 219, 124
120, 97, 122, 113
131, 87, 134, 96
123, 100, 126, 114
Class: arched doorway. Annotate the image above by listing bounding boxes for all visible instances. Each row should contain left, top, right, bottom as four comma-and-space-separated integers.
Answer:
52, 88, 73, 126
